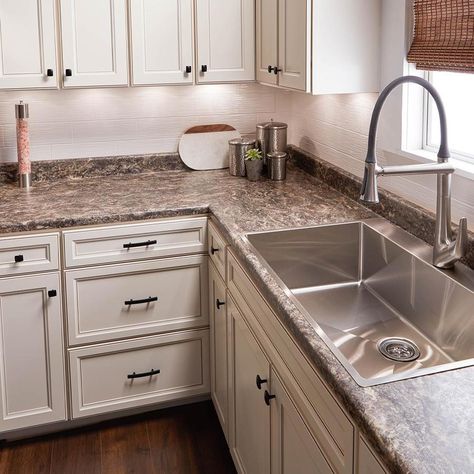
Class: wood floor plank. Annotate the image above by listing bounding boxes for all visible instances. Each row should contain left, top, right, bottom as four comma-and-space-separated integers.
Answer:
50, 429, 101, 474
100, 417, 154, 474
0, 438, 52, 474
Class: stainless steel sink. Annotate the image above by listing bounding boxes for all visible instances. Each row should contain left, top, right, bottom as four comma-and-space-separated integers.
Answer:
244, 219, 474, 386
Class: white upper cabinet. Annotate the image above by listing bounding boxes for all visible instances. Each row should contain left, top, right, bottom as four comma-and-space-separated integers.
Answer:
195, 0, 255, 83
130, 0, 194, 86
60, 0, 129, 88
256, 0, 278, 85
0, 0, 58, 89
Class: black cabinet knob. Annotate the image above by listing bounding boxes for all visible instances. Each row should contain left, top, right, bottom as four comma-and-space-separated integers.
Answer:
211, 247, 220, 255
48, 290, 57, 298
201, 65, 208, 73
256, 375, 267, 390
264, 390, 276, 406
268, 65, 275, 74
216, 299, 226, 310
273, 67, 282, 75
14, 255, 24, 263
185, 66, 192, 73
65, 69, 72, 77
47, 69, 54, 77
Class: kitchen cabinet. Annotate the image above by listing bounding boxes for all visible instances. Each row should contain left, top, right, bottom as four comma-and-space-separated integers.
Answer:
195, 0, 255, 83
0, 273, 66, 432
257, 0, 310, 92
270, 371, 332, 474
60, 0, 129, 87
0, 0, 57, 89
358, 436, 388, 474
228, 296, 271, 474
130, 0, 194, 86
209, 261, 229, 439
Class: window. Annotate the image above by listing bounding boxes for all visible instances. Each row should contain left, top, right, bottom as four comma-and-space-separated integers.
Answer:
424, 71, 474, 162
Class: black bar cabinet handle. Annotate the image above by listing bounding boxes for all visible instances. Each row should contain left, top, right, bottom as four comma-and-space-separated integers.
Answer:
123, 240, 157, 249
211, 246, 220, 255
256, 375, 267, 390
14, 255, 24, 263
216, 299, 226, 310
268, 65, 275, 73
125, 296, 158, 306
274, 67, 282, 75
264, 390, 276, 406
47, 69, 54, 77
65, 69, 72, 77
127, 368, 161, 380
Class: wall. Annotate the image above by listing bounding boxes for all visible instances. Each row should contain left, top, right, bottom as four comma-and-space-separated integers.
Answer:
0, 83, 279, 162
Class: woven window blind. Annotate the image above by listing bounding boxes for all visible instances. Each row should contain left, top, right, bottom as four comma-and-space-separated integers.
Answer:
407, 0, 474, 73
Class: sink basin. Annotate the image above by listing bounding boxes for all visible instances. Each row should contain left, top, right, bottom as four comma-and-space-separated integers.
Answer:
245, 219, 474, 386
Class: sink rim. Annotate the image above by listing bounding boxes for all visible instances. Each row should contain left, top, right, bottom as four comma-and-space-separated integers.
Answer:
243, 218, 474, 387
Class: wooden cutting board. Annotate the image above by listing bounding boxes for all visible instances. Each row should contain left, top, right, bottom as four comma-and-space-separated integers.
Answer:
179, 124, 241, 170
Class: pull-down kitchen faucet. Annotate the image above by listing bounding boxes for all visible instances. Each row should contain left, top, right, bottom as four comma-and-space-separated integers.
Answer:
360, 75, 468, 269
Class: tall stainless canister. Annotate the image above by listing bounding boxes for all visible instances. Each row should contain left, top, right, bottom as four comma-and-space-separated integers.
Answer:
256, 122, 270, 165
256, 121, 288, 167
229, 137, 256, 177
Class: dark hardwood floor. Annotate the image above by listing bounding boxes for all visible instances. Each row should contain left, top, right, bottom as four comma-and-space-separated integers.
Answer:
0, 402, 236, 474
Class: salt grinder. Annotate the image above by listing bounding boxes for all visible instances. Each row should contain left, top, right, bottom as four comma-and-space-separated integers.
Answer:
15, 101, 32, 189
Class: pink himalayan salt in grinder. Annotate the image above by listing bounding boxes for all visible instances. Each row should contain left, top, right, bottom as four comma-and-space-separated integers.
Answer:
15, 100, 32, 188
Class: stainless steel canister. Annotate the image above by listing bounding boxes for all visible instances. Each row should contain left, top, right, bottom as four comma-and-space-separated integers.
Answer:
229, 137, 256, 177
268, 151, 287, 181
256, 121, 288, 167
256, 122, 270, 164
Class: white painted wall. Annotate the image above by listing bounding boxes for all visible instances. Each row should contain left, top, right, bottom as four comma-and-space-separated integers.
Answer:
0, 84, 278, 162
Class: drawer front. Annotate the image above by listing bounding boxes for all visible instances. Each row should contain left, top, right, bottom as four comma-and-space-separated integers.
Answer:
66, 255, 208, 345
208, 220, 228, 280
0, 234, 59, 277
63, 217, 208, 268
69, 330, 210, 418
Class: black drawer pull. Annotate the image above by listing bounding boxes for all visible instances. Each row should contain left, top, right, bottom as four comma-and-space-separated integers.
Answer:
127, 368, 161, 380
216, 299, 226, 309
273, 67, 282, 75
268, 65, 275, 73
14, 255, 24, 263
123, 240, 157, 249
256, 375, 267, 390
264, 390, 276, 406
125, 296, 158, 306
210, 246, 220, 255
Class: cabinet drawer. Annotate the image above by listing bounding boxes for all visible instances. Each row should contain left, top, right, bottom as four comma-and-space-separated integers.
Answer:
208, 220, 228, 280
0, 234, 59, 277
63, 217, 208, 268
69, 330, 210, 418
66, 255, 208, 345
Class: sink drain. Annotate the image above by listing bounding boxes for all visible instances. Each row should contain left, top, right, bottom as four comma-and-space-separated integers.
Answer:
378, 338, 421, 363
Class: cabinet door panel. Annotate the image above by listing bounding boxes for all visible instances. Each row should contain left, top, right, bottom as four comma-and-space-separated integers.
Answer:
195, 0, 255, 83
209, 262, 228, 439
0, 0, 57, 89
278, 0, 309, 91
256, 0, 278, 85
228, 297, 270, 474
271, 372, 333, 473
60, 0, 128, 87
130, 0, 193, 85
0, 274, 66, 432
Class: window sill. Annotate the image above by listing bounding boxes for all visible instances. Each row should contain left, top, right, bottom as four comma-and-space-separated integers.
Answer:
399, 148, 474, 181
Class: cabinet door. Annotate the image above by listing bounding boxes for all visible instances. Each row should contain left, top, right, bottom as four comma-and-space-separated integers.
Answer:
195, 0, 255, 83
0, 0, 57, 89
60, 0, 128, 87
130, 0, 194, 86
228, 297, 270, 474
256, 0, 278, 85
0, 274, 66, 432
209, 262, 229, 439
270, 371, 333, 474
277, 0, 309, 91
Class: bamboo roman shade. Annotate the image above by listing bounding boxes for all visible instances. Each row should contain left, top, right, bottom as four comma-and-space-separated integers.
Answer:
407, 0, 474, 73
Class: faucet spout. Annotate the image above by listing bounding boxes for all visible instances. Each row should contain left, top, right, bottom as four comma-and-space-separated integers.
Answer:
360, 75, 468, 269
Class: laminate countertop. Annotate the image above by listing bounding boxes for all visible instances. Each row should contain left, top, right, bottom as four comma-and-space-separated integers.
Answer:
0, 165, 472, 474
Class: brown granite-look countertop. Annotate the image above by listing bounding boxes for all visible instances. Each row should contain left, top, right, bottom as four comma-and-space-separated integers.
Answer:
0, 164, 472, 474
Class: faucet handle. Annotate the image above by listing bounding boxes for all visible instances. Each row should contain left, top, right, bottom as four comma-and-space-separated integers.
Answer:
454, 217, 469, 260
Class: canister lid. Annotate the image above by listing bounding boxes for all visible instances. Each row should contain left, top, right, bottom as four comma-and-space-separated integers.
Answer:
266, 122, 288, 130
15, 101, 29, 119
256, 122, 271, 130
229, 137, 256, 146
268, 151, 288, 159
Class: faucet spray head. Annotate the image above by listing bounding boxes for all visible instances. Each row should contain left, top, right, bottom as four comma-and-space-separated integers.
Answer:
360, 162, 380, 203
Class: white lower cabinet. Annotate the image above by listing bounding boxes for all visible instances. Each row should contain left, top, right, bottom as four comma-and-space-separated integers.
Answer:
209, 261, 229, 439
69, 329, 210, 418
270, 371, 332, 474
228, 296, 271, 474
0, 273, 66, 432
